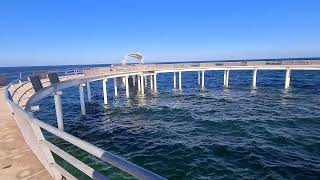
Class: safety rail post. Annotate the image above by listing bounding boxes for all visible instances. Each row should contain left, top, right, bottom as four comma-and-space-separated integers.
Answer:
5, 94, 62, 179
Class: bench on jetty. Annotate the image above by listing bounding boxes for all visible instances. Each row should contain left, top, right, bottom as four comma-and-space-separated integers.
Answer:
2, 59, 320, 179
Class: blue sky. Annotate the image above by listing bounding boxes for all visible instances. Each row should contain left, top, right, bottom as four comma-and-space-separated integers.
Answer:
0, 0, 319, 66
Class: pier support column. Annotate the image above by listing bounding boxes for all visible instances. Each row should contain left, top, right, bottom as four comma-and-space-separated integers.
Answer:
285, 69, 291, 90
102, 79, 108, 105
173, 72, 177, 89
125, 75, 130, 98
133, 75, 136, 86
201, 70, 205, 89
122, 77, 125, 85
114, 78, 118, 96
137, 75, 141, 91
252, 69, 257, 89
224, 70, 229, 88
86, 82, 92, 102
79, 84, 86, 115
53, 91, 64, 130
198, 71, 201, 85
150, 75, 154, 90
140, 75, 144, 95
144, 75, 147, 87
179, 71, 182, 91
154, 74, 157, 93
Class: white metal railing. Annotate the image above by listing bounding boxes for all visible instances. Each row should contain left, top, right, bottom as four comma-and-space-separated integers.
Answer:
5, 69, 166, 180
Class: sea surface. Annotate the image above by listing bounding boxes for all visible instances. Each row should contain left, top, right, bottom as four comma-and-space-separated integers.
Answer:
2, 65, 320, 179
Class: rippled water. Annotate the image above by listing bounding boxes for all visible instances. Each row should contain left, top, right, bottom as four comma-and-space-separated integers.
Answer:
34, 70, 320, 179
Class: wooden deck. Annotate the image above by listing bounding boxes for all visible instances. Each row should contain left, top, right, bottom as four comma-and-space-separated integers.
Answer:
0, 87, 52, 180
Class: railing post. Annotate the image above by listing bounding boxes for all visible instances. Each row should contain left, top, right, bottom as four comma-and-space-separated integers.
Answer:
285, 68, 291, 89
102, 79, 108, 105
53, 91, 64, 130
30, 122, 62, 179
79, 84, 86, 115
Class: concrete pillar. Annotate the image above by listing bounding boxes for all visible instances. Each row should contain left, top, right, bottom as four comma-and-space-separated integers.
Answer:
201, 70, 205, 89
224, 70, 229, 88
285, 69, 291, 89
144, 75, 147, 87
133, 75, 136, 86
86, 82, 92, 102
252, 69, 257, 89
154, 74, 157, 93
102, 79, 108, 105
53, 91, 64, 130
125, 75, 130, 98
113, 78, 118, 96
198, 71, 201, 85
137, 75, 141, 91
140, 75, 144, 95
173, 72, 177, 89
150, 75, 154, 90
179, 71, 182, 90
79, 84, 86, 115
122, 77, 125, 85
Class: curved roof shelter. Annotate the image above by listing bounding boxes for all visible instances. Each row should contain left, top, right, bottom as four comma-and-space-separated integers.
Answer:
122, 53, 144, 65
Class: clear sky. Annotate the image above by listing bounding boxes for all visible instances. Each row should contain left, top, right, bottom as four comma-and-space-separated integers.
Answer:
0, 0, 319, 67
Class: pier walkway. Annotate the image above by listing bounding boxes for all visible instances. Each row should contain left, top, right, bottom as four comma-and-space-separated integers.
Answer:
0, 87, 52, 180
1, 59, 320, 179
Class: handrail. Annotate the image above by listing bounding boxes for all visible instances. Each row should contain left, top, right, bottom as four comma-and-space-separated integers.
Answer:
30, 117, 166, 180
44, 141, 109, 180
4, 72, 167, 180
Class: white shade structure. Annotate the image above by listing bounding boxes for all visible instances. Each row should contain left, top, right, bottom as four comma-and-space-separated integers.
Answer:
122, 53, 144, 65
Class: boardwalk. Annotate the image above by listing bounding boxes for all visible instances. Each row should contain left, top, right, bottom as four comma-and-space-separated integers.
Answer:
0, 87, 52, 180
2, 60, 320, 180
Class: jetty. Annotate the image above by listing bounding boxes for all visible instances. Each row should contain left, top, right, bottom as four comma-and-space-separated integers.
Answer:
1, 59, 320, 179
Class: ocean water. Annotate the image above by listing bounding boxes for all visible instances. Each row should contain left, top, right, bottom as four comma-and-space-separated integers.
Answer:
3, 66, 320, 179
